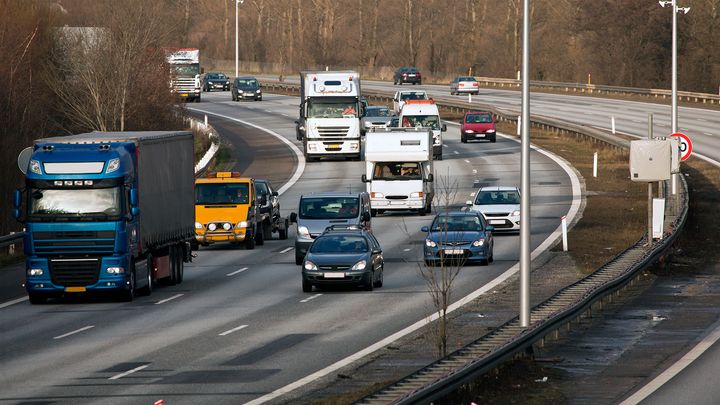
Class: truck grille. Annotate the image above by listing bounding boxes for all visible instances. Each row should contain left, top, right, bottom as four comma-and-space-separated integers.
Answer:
173, 78, 197, 91
33, 231, 116, 256
50, 258, 100, 286
317, 126, 350, 137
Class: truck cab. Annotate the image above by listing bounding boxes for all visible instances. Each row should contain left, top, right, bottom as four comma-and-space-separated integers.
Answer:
194, 172, 262, 249
398, 100, 447, 160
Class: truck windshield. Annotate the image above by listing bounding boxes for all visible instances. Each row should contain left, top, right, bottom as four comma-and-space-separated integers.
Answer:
196, 183, 250, 205
28, 187, 122, 221
300, 197, 359, 219
307, 99, 359, 118
402, 115, 440, 130
373, 162, 422, 180
171, 64, 200, 76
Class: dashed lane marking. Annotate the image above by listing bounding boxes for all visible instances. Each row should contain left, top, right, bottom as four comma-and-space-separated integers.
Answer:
227, 267, 248, 276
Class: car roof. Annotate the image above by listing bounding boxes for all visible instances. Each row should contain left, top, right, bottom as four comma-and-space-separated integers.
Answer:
301, 191, 366, 198
320, 227, 371, 236
235, 76, 257, 80
465, 111, 492, 115
478, 186, 520, 192
434, 211, 482, 218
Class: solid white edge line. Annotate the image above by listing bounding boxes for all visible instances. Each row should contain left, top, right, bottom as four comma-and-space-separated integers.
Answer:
0, 296, 28, 309
243, 130, 583, 405
227, 267, 249, 277
53, 325, 94, 340
219, 324, 249, 337
154, 293, 184, 305
186, 107, 306, 196
109, 364, 149, 380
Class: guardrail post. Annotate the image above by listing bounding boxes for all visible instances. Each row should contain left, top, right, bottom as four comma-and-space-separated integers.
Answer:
9, 232, 15, 256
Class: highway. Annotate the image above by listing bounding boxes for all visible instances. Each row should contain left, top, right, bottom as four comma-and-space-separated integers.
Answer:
0, 90, 576, 404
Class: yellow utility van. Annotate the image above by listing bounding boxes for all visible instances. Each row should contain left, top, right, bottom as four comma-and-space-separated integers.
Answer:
194, 172, 262, 249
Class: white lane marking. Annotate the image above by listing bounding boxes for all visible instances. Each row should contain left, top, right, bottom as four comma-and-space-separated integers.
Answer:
453, 150, 459, 154
282, 114, 290, 117
279, 247, 294, 254
154, 294, 184, 305
403, 248, 412, 252
300, 294, 323, 303
0, 296, 28, 309
219, 324, 249, 336
620, 319, 720, 404
109, 364, 149, 380
704, 133, 713, 136
54, 325, 94, 340
464, 159, 470, 163
244, 130, 584, 405
227, 267, 248, 277
265, 110, 273, 113
187, 107, 305, 196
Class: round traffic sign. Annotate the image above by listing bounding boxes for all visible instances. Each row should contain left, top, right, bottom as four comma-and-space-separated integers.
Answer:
671, 132, 692, 161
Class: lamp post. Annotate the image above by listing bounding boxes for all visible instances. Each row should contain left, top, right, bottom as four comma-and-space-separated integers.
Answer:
520, 0, 531, 327
659, 0, 690, 134
235, 0, 245, 78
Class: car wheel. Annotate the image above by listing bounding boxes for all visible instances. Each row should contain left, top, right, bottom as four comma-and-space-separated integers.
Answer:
461, 136, 467, 143
262, 220, 272, 240
364, 272, 374, 291
245, 230, 256, 250
302, 278, 312, 293
373, 266, 384, 288
418, 208, 426, 216
491, 135, 497, 143
295, 254, 303, 266
255, 224, 265, 246
278, 219, 288, 240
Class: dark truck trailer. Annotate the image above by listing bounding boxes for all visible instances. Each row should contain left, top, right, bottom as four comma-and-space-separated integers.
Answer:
13, 131, 195, 303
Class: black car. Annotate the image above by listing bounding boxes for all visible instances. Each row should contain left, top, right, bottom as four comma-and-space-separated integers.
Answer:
202, 72, 230, 92
254, 179, 288, 240
232, 76, 262, 101
394, 67, 422, 85
301, 226, 384, 292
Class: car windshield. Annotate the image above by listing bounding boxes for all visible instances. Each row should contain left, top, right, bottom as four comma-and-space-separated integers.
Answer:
300, 197, 360, 219
28, 186, 123, 221
236, 79, 258, 87
466, 113, 493, 123
255, 182, 268, 196
196, 183, 250, 205
310, 235, 368, 253
402, 115, 440, 130
474, 190, 520, 205
307, 99, 359, 118
365, 107, 391, 117
460, 77, 476, 82
208, 73, 226, 80
373, 162, 421, 180
399, 92, 428, 101
431, 215, 483, 232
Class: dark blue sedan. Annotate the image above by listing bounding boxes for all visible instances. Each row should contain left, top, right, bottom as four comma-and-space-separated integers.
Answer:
422, 211, 494, 266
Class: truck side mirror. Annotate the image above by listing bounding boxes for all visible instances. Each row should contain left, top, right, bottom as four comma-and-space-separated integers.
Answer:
426, 173, 433, 182
441, 124, 447, 132
361, 174, 369, 183
129, 188, 139, 208
13, 189, 22, 220
131, 207, 140, 217
290, 212, 297, 223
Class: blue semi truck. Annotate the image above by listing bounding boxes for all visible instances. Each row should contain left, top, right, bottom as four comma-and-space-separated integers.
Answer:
13, 131, 195, 304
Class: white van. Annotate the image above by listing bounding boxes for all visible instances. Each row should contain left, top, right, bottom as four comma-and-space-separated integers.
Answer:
393, 90, 430, 114
398, 100, 446, 160
361, 128, 434, 216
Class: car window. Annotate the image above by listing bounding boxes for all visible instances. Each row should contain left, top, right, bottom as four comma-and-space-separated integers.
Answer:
310, 235, 368, 253
431, 215, 483, 232
255, 182, 269, 196
366, 107, 391, 117
299, 197, 360, 219
466, 113, 493, 124
474, 190, 520, 205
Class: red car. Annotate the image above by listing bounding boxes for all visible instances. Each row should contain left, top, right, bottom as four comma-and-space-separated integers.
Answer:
461, 111, 496, 143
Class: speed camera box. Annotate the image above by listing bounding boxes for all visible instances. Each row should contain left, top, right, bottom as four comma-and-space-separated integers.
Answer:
629, 140, 671, 182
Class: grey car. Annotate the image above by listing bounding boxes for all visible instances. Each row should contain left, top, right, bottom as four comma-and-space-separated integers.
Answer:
450, 76, 479, 95
361, 106, 394, 135
290, 192, 372, 265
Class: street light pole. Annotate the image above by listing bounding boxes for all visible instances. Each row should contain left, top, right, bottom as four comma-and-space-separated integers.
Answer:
520, 0, 531, 327
659, 0, 690, 134
235, 0, 244, 78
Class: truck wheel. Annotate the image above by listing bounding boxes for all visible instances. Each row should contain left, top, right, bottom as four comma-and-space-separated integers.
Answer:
279, 219, 289, 240
263, 220, 272, 240
255, 224, 265, 246
302, 278, 312, 293
28, 293, 47, 305
245, 230, 256, 250
121, 263, 136, 302
138, 255, 153, 296
176, 246, 185, 283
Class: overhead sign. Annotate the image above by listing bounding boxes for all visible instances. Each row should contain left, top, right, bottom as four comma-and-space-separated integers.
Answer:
671, 132, 692, 161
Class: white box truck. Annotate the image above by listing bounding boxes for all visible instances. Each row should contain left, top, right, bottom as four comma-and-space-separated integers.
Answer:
398, 100, 446, 160
164, 48, 202, 102
296, 71, 362, 161
361, 127, 434, 216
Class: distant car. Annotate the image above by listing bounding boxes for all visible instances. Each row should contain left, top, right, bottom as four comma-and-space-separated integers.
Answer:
232, 76, 262, 101
461, 111, 496, 143
422, 211, 494, 266
467, 186, 521, 232
202, 72, 230, 92
361, 106, 394, 134
450, 76, 479, 95
393, 90, 430, 114
394, 67, 422, 85
301, 225, 384, 292
388, 116, 399, 128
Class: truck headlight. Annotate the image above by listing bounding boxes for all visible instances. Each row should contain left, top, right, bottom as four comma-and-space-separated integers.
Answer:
350, 142, 359, 150
195, 222, 203, 229
298, 226, 310, 238
29, 160, 42, 174
425, 239, 437, 247
410, 192, 423, 198
351, 260, 366, 271
236, 221, 248, 228
308, 144, 318, 151
106, 267, 125, 274
472, 239, 485, 247
106, 158, 120, 173
304, 260, 317, 271
27, 268, 43, 276
208, 223, 217, 231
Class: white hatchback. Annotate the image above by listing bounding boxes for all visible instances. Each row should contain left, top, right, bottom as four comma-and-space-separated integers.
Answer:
467, 186, 521, 232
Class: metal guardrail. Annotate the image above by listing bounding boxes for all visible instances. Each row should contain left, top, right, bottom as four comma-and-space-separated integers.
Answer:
260, 81, 690, 403
0, 233, 24, 250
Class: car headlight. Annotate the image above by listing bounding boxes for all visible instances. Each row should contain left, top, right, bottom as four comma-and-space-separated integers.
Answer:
298, 226, 310, 237
195, 222, 203, 229
511, 210, 520, 217
298, 125, 305, 131
425, 239, 437, 247
106, 267, 125, 274
487, 129, 496, 133
27, 268, 44, 276
208, 223, 217, 231
304, 261, 317, 271
236, 221, 248, 228
410, 192, 423, 198
223, 222, 232, 231
238, 90, 244, 93
351, 260, 367, 270
464, 130, 475, 134
256, 89, 261, 93
472, 239, 485, 247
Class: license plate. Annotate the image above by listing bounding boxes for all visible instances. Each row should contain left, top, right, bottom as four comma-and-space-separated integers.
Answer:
490, 220, 505, 225
408, 74, 416, 77
180, 93, 189, 97
444, 249, 464, 255
475, 134, 486, 138
65, 286, 86, 292
324, 272, 345, 279
327, 144, 341, 149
